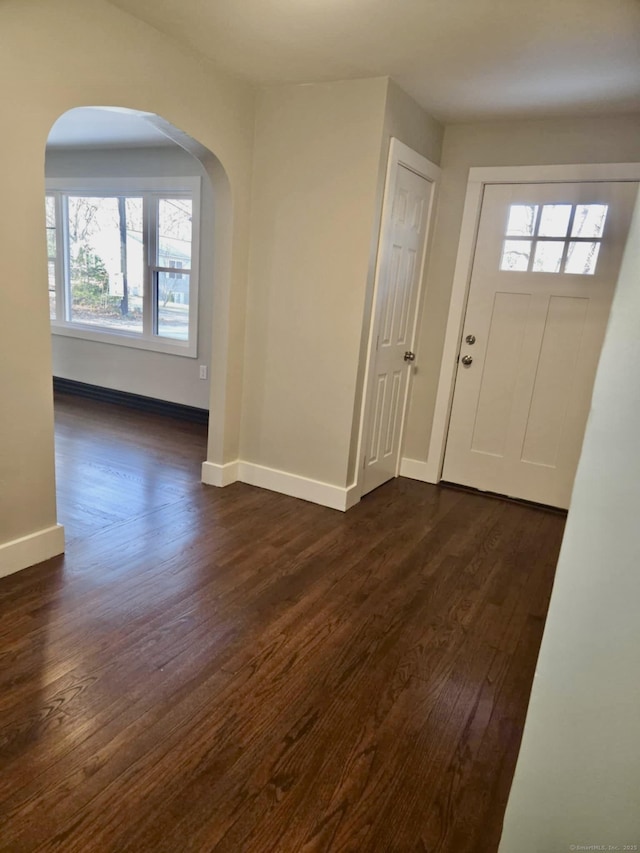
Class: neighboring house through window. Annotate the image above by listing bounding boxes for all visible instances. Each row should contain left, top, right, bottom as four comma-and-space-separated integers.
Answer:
46, 177, 200, 357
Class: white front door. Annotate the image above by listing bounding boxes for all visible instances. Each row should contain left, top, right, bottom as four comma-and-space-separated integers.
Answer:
362, 158, 436, 496
443, 181, 638, 509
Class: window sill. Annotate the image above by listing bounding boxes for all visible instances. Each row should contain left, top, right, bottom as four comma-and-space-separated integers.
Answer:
50, 322, 197, 358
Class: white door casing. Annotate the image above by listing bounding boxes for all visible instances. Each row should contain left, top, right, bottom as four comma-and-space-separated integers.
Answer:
442, 180, 638, 508
360, 140, 440, 497
425, 164, 640, 489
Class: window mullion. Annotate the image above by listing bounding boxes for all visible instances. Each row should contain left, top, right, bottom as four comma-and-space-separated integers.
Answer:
559, 205, 578, 273
143, 194, 155, 338
526, 204, 544, 273
58, 193, 71, 323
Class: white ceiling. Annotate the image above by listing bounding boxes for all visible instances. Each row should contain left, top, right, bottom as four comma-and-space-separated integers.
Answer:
107, 0, 640, 122
47, 107, 177, 149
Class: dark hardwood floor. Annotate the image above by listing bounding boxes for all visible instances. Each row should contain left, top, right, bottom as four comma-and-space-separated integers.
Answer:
0, 393, 565, 852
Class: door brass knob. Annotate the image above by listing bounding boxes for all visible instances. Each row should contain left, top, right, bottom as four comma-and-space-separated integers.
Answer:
461, 355, 473, 366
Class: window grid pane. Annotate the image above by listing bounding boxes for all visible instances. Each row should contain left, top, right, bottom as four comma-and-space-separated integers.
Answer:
538, 204, 572, 238
48, 260, 56, 319
46, 196, 57, 319
156, 197, 192, 341
500, 240, 532, 271
67, 196, 144, 334
571, 204, 608, 238
564, 241, 601, 275
502, 202, 605, 276
506, 205, 538, 237
156, 271, 190, 340
158, 198, 192, 267
45, 196, 56, 259
533, 241, 565, 273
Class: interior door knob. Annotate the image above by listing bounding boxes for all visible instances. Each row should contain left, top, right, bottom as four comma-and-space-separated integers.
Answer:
461, 355, 473, 366
404, 351, 416, 363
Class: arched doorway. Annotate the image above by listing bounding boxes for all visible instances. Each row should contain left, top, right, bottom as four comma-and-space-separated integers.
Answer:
45, 106, 233, 546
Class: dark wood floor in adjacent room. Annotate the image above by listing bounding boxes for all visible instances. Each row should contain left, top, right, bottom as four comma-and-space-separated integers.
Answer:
0, 393, 565, 852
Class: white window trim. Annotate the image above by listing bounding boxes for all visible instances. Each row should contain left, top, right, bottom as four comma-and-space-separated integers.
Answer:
46, 176, 201, 358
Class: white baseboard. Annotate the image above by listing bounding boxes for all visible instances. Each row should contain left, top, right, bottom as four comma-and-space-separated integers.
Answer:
201, 460, 239, 487
0, 524, 65, 579
399, 457, 438, 484
201, 458, 359, 512
344, 483, 361, 511
238, 462, 357, 511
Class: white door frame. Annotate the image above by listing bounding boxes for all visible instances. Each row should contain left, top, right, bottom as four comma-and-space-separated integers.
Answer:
424, 162, 640, 485
356, 138, 441, 499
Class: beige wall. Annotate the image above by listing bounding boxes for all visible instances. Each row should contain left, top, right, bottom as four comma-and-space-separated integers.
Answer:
383, 80, 443, 164
241, 78, 443, 489
241, 79, 389, 486
0, 0, 443, 568
0, 0, 254, 553
403, 113, 640, 462
347, 81, 444, 481
499, 188, 640, 852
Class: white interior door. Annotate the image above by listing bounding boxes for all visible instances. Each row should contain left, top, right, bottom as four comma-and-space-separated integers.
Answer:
443, 180, 638, 509
362, 154, 437, 496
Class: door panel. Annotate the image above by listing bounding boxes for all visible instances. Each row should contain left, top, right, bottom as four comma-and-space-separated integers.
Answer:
362, 164, 433, 495
471, 291, 531, 456
443, 181, 638, 508
520, 296, 588, 467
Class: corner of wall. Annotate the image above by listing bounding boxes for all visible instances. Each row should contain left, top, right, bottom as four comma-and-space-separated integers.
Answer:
383, 79, 444, 165
202, 458, 361, 512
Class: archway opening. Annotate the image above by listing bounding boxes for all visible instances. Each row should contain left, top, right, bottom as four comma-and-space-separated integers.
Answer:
45, 106, 231, 545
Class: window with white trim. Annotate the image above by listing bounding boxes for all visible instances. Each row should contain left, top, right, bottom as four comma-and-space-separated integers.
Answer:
500, 202, 609, 275
45, 177, 200, 357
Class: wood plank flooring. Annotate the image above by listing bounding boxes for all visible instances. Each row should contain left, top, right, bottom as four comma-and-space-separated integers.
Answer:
0, 393, 565, 852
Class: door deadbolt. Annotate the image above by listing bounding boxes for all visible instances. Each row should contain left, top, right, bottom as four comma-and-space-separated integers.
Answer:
465, 334, 476, 345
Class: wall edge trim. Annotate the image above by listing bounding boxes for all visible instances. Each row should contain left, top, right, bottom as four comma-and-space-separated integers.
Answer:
399, 457, 437, 483
201, 460, 240, 487
0, 525, 65, 579
202, 460, 359, 512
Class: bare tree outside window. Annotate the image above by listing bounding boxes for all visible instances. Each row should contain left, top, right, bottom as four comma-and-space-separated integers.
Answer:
47, 183, 197, 350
